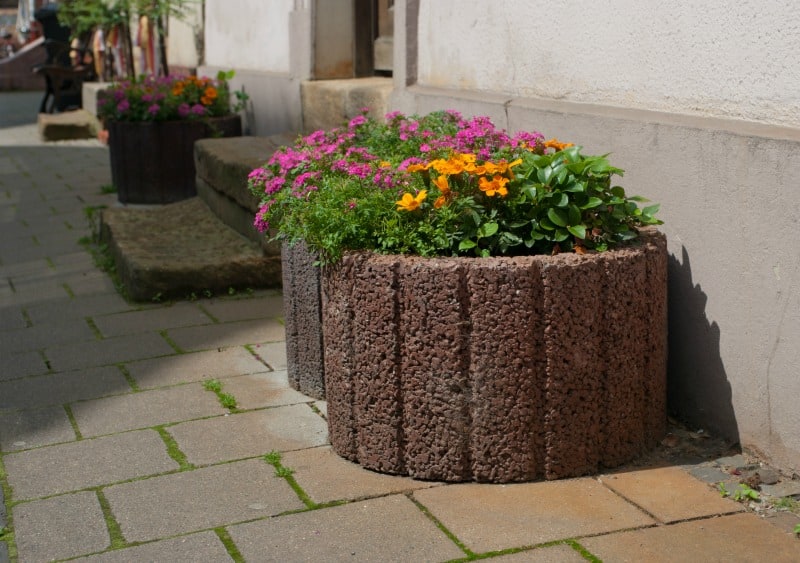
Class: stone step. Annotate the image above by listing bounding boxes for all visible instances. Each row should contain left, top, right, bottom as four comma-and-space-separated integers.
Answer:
38, 109, 101, 142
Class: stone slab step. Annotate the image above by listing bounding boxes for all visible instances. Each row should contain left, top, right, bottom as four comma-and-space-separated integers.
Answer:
100, 198, 281, 302
38, 109, 101, 142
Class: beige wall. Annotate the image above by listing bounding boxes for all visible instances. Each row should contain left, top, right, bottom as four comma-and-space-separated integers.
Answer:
393, 0, 800, 473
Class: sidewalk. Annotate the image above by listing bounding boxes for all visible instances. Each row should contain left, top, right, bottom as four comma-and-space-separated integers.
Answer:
1, 92, 799, 562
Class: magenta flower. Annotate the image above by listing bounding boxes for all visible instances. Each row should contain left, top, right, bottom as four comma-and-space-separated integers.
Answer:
191, 104, 206, 116
147, 104, 160, 116
117, 99, 130, 113
177, 103, 191, 118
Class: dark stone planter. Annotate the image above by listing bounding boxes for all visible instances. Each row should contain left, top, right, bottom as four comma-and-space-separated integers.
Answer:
108, 115, 242, 204
322, 229, 668, 483
282, 241, 326, 400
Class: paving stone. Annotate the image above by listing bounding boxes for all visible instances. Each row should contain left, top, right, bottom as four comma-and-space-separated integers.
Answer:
599, 466, 743, 523
221, 371, 310, 410
761, 481, 800, 498
13, 491, 109, 562
0, 349, 49, 381
714, 454, 751, 469
104, 458, 303, 542
3, 429, 178, 499
687, 464, 733, 484
71, 383, 226, 437
168, 404, 328, 465
0, 405, 76, 451
0, 306, 26, 330
92, 303, 214, 338
126, 347, 269, 388
250, 340, 287, 371
167, 318, 285, 352
25, 293, 133, 324
202, 293, 285, 322
45, 331, 177, 371
413, 479, 654, 553
0, 540, 6, 563
72, 531, 231, 562
315, 400, 327, 418
581, 512, 800, 562
490, 545, 588, 562
0, 316, 97, 355
282, 446, 438, 504
0, 367, 129, 410
228, 494, 465, 562
63, 271, 119, 296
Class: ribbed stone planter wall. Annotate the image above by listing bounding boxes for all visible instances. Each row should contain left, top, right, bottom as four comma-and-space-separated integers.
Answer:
282, 241, 326, 399
322, 230, 667, 483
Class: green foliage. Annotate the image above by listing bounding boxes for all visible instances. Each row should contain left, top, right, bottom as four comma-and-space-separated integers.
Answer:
794, 523, 800, 536
264, 450, 282, 465
249, 110, 662, 264
733, 483, 760, 502
718, 482, 730, 497
203, 379, 222, 393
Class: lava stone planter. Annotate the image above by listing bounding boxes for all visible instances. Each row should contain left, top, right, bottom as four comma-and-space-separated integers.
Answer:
108, 115, 242, 204
322, 229, 668, 483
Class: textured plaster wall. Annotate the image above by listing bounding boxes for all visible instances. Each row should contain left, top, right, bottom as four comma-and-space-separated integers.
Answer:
205, 0, 293, 72
417, 0, 800, 128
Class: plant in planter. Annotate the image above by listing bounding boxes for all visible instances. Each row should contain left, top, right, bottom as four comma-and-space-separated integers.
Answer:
98, 71, 248, 204
249, 110, 667, 482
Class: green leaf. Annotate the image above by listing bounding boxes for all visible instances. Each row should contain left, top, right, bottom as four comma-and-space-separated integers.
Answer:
567, 224, 587, 239
547, 208, 568, 227
580, 197, 604, 209
568, 205, 581, 226
459, 239, 477, 250
477, 222, 499, 238
642, 203, 660, 216
553, 229, 570, 242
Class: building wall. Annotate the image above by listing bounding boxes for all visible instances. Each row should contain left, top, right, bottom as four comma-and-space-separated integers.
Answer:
416, 0, 800, 129
392, 0, 800, 473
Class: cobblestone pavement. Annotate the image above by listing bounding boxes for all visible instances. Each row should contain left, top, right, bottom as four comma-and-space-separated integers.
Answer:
1, 92, 799, 562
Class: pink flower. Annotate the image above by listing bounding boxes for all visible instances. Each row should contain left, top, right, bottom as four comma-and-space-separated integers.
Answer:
191, 104, 206, 116
147, 104, 160, 116
177, 103, 191, 117
117, 99, 130, 112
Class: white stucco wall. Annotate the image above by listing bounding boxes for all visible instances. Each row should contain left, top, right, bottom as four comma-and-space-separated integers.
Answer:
167, 4, 202, 69
417, 0, 800, 128
205, 0, 293, 72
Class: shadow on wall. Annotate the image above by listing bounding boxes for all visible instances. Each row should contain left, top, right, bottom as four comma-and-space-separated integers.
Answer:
667, 246, 740, 446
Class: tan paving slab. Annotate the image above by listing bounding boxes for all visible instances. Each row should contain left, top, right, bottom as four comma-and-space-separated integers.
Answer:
201, 292, 285, 322
13, 491, 109, 562
0, 349, 49, 381
73, 530, 231, 562
0, 367, 129, 410
250, 341, 287, 370
71, 383, 226, 437
282, 446, 438, 504
126, 347, 269, 389
104, 458, 304, 542
413, 479, 655, 554
45, 331, 177, 371
0, 405, 76, 452
167, 318, 285, 352
4, 429, 178, 499
168, 404, 328, 465
582, 512, 800, 562
228, 494, 465, 562
491, 544, 588, 562
92, 303, 214, 337
599, 466, 743, 523
221, 371, 310, 410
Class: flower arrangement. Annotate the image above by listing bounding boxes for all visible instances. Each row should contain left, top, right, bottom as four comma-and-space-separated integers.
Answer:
248, 109, 661, 263
97, 70, 247, 122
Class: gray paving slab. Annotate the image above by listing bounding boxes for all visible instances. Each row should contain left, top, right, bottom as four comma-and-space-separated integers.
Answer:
167, 404, 328, 466
63, 271, 119, 297
3, 429, 178, 500
167, 318, 285, 352
0, 278, 70, 306
412, 479, 655, 554
45, 331, 177, 371
72, 531, 232, 562
25, 293, 133, 324
0, 316, 97, 355
250, 341, 287, 371
104, 458, 304, 543
0, 306, 27, 330
13, 491, 109, 562
71, 383, 227, 437
201, 293, 285, 322
282, 446, 438, 504
221, 371, 310, 410
0, 405, 76, 452
92, 303, 214, 338
0, 350, 49, 381
490, 545, 588, 562
0, 367, 129, 410
228, 494, 465, 562
125, 347, 269, 389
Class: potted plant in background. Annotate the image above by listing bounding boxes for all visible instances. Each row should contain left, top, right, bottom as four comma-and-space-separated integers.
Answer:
249, 110, 667, 483
98, 70, 247, 204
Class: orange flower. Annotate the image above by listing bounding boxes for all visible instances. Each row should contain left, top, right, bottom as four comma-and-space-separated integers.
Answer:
432, 174, 450, 195
172, 82, 185, 96
478, 175, 509, 197
396, 190, 427, 211
204, 86, 218, 100
434, 195, 447, 209
543, 138, 574, 152
406, 163, 427, 173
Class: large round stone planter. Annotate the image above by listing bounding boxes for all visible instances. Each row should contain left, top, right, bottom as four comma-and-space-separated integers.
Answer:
108, 115, 242, 204
322, 229, 668, 483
